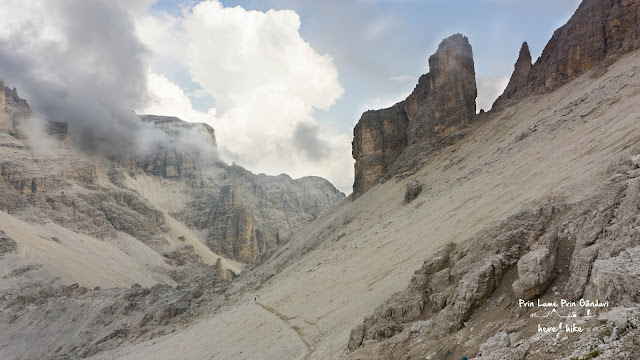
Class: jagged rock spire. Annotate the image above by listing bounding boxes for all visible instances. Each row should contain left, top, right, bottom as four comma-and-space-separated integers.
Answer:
493, 41, 532, 109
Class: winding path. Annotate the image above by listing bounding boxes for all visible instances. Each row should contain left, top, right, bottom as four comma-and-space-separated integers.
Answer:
255, 302, 315, 360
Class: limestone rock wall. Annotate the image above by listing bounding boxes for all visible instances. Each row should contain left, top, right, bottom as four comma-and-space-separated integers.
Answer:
172, 167, 345, 267
111, 114, 346, 266
353, 103, 408, 199
494, 42, 533, 107
114, 115, 218, 180
405, 34, 477, 143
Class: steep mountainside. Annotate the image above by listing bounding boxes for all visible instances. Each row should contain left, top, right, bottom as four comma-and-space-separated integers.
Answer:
88, 49, 640, 360
114, 115, 345, 267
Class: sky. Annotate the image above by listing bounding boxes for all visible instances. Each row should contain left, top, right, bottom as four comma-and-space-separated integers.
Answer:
0, 0, 583, 193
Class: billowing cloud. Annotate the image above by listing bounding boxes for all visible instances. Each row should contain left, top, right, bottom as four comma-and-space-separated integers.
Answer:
136, 1, 352, 192
183, 1, 344, 113
0, 0, 167, 156
141, 72, 216, 124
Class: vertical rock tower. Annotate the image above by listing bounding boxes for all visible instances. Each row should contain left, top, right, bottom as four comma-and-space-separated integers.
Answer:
352, 34, 477, 198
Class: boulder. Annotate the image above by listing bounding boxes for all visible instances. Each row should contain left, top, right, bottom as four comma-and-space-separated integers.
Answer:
404, 180, 423, 203
512, 245, 557, 300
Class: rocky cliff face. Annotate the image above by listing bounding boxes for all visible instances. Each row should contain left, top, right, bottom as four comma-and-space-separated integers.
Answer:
352, 103, 409, 200
171, 166, 344, 267
352, 34, 477, 198
405, 34, 477, 143
0, 81, 31, 135
494, 42, 533, 107
113, 115, 218, 180
0, 79, 345, 357
494, 0, 640, 108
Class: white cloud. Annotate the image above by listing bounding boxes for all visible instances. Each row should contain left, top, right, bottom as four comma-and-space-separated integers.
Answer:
140, 71, 216, 124
114, 0, 158, 16
135, 11, 185, 68
476, 75, 509, 112
135, 0, 352, 193
182, 1, 343, 113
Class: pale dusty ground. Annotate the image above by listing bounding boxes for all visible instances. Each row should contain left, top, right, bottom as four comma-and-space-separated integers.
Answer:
0, 209, 174, 288
91, 52, 640, 359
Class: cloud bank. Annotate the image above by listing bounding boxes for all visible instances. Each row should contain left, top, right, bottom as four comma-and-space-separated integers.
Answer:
0, 0, 168, 156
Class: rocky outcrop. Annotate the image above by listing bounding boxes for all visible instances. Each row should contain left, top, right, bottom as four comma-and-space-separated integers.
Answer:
404, 34, 477, 143
89, 190, 167, 243
0, 279, 220, 360
0, 83, 97, 196
478, 332, 512, 356
590, 247, 640, 307
114, 115, 219, 179
352, 34, 477, 198
214, 258, 238, 281
494, 0, 640, 108
494, 42, 533, 107
511, 234, 557, 300
208, 205, 261, 266
0, 230, 17, 256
